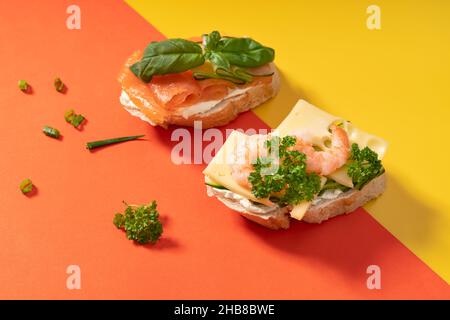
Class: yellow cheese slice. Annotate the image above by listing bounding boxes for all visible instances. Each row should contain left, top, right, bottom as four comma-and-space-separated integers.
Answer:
204, 100, 387, 215
276, 100, 388, 188
204, 175, 221, 186
203, 130, 273, 206
290, 202, 311, 220
289, 177, 326, 221
203, 130, 314, 216
328, 166, 353, 188
276, 100, 341, 149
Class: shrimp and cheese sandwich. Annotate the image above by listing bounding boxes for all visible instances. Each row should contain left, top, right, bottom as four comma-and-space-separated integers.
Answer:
118, 31, 279, 129
203, 100, 388, 229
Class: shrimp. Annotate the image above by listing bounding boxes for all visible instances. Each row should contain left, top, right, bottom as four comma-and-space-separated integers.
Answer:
292, 124, 350, 176
231, 134, 268, 190
231, 125, 350, 190
231, 163, 254, 190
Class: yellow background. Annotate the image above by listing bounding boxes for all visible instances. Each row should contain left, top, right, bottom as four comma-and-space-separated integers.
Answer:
127, 0, 450, 282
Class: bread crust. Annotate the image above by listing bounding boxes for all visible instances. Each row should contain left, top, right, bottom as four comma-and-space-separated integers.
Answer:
120, 66, 280, 129
233, 206, 291, 230
215, 173, 386, 230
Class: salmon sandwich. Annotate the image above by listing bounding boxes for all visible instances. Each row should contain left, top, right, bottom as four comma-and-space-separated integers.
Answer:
118, 31, 279, 128
203, 100, 388, 229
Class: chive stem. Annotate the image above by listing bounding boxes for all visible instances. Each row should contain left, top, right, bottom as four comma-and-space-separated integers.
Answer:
86, 135, 145, 150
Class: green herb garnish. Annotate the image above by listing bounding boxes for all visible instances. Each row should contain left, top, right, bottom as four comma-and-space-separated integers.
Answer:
194, 31, 275, 84
347, 143, 384, 190
130, 39, 205, 83
19, 178, 33, 194
71, 114, 85, 127
130, 31, 275, 84
113, 201, 163, 245
65, 109, 85, 128
18, 80, 29, 91
54, 77, 65, 92
248, 136, 322, 206
42, 126, 60, 139
205, 182, 228, 190
319, 179, 350, 195
86, 135, 144, 150
64, 109, 75, 123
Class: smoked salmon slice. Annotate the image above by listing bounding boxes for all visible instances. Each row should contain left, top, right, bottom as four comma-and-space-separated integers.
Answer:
118, 50, 272, 127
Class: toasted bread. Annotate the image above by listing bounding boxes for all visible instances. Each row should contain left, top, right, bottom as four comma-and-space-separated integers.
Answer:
210, 173, 386, 230
120, 65, 280, 129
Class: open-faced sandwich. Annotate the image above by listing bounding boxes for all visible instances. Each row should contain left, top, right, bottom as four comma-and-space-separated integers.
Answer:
118, 31, 279, 128
203, 100, 388, 229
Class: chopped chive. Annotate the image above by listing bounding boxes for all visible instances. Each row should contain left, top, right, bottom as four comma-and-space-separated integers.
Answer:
42, 126, 61, 139
65, 109, 85, 128
20, 178, 33, 194
54, 77, 65, 92
18, 80, 29, 91
71, 114, 85, 128
86, 135, 145, 150
64, 109, 75, 123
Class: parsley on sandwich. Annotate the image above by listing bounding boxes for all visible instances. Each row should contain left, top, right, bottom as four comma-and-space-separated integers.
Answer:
248, 136, 322, 206
347, 143, 385, 190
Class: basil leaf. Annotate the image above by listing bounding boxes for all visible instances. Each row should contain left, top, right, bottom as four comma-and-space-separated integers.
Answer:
204, 31, 221, 52
129, 32, 275, 85
218, 37, 275, 68
195, 51, 253, 84
208, 52, 231, 71
130, 39, 205, 82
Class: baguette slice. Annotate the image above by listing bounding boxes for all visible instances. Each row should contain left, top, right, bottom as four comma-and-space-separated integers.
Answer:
120, 64, 280, 129
209, 173, 386, 230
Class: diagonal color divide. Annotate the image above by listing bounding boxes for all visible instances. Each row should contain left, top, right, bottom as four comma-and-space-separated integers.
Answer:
0, 0, 448, 299
126, 0, 450, 284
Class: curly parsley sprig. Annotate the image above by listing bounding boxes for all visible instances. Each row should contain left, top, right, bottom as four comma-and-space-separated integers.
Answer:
113, 201, 163, 245
248, 136, 321, 206
347, 143, 384, 190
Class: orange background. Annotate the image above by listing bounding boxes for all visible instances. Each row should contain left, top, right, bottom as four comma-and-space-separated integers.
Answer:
0, 0, 448, 299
